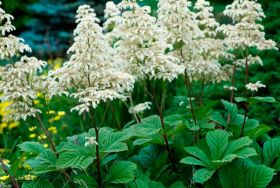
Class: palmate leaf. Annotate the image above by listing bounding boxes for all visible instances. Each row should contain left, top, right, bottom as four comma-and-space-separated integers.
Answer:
88, 127, 129, 155
180, 157, 208, 167
224, 137, 253, 155
193, 168, 215, 184
18, 141, 46, 154
184, 146, 211, 167
18, 142, 58, 174
105, 161, 137, 184
218, 159, 275, 188
206, 130, 228, 160
263, 138, 280, 168
22, 179, 54, 188
56, 142, 95, 170
221, 100, 238, 122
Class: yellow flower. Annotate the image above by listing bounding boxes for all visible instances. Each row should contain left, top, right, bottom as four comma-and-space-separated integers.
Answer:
33, 100, 40, 105
29, 126, 36, 131
29, 134, 36, 139
36, 92, 43, 98
3, 159, 10, 164
43, 144, 48, 148
23, 164, 32, 170
57, 111, 65, 116
47, 110, 56, 115
48, 115, 61, 123
23, 174, 37, 180
0, 122, 8, 134
0, 175, 9, 181
48, 126, 58, 134
8, 121, 19, 129
38, 134, 47, 140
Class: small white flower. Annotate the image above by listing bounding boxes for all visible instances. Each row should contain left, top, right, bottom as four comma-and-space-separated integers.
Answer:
245, 81, 266, 92
129, 102, 152, 114
223, 85, 237, 91
85, 136, 98, 147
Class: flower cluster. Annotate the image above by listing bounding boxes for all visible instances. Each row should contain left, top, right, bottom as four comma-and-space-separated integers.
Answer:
128, 101, 152, 114
49, 5, 135, 115
0, 56, 47, 121
245, 81, 266, 92
112, 0, 184, 82
0, 2, 47, 121
0, 1, 30, 59
220, 0, 277, 68
158, 0, 229, 84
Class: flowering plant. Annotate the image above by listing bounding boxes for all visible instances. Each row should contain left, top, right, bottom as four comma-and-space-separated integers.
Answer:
0, 0, 279, 187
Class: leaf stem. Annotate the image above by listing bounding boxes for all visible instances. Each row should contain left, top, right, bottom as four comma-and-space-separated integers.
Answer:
0, 158, 19, 188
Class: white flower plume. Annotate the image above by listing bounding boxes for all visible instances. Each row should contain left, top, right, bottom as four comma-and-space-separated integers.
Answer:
113, 0, 184, 82
49, 5, 135, 115
0, 1, 31, 59
0, 56, 47, 121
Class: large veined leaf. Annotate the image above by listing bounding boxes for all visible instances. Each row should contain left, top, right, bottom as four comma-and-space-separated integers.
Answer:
221, 100, 238, 122
56, 142, 95, 170
127, 170, 165, 188
89, 127, 128, 156
183, 146, 211, 167
218, 160, 275, 188
206, 130, 228, 160
105, 161, 137, 184
26, 149, 57, 174
130, 115, 162, 136
263, 138, 280, 168
22, 180, 54, 188
18, 141, 47, 154
19, 142, 57, 174
224, 137, 253, 155
180, 157, 208, 167
181, 131, 256, 184
193, 168, 215, 184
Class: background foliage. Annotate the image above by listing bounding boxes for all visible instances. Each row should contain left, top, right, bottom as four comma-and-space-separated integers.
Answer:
0, 0, 279, 187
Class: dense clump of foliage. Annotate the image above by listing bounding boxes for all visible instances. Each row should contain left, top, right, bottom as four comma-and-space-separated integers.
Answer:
0, 0, 279, 188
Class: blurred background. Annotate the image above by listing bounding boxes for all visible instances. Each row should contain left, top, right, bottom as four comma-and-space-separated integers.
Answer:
0, 0, 279, 153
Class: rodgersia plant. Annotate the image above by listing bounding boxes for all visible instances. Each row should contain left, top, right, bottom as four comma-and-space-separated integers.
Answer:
49, 5, 134, 115
1, 0, 280, 188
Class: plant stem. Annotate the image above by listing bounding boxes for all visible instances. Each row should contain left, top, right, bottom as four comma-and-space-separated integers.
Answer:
129, 93, 140, 124
0, 158, 19, 188
89, 111, 102, 188
240, 110, 248, 137
227, 63, 237, 127
245, 49, 249, 84
95, 127, 101, 188
240, 103, 249, 137
184, 71, 197, 125
35, 114, 71, 184
36, 115, 56, 152
150, 81, 176, 172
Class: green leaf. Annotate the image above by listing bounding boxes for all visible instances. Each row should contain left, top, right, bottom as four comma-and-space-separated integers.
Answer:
206, 130, 228, 160
193, 168, 215, 184
210, 112, 226, 127
89, 128, 128, 155
248, 96, 276, 104
185, 146, 211, 167
224, 137, 253, 155
22, 180, 54, 188
56, 142, 94, 170
263, 138, 280, 167
106, 161, 137, 184
180, 157, 208, 167
235, 97, 248, 103
18, 141, 46, 154
221, 100, 238, 122
218, 160, 275, 188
